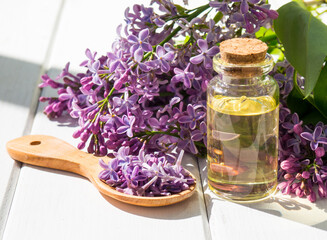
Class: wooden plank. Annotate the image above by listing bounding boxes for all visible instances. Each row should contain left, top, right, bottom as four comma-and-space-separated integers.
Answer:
3, 0, 210, 239
0, 0, 63, 237
198, 158, 327, 239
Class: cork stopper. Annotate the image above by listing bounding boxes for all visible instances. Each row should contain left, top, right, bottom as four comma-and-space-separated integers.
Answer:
220, 38, 268, 64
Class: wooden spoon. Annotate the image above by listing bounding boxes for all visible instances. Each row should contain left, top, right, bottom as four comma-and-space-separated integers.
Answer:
6, 135, 196, 207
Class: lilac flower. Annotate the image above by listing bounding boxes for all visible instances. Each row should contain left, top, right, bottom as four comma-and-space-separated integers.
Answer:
254, 5, 279, 19
107, 50, 127, 72
209, 1, 229, 14
98, 159, 119, 186
301, 126, 327, 150
179, 104, 205, 130
99, 147, 194, 196
280, 156, 301, 173
117, 115, 135, 137
114, 68, 130, 90
153, 45, 174, 73
190, 39, 219, 69
172, 63, 195, 88
127, 28, 152, 59
279, 106, 291, 123
228, 1, 278, 33
286, 135, 302, 155
80, 48, 97, 67
176, 18, 202, 36
191, 121, 207, 147
178, 129, 197, 154
282, 113, 303, 135
88, 60, 102, 85
39, 74, 63, 89
39, 0, 281, 198
302, 171, 310, 179
205, 19, 220, 43
148, 115, 169, 130
113, 93, 138, 115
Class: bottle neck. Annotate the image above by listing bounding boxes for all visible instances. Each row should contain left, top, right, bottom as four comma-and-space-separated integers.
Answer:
213, 53, 274, 86
217, 72, 265, 86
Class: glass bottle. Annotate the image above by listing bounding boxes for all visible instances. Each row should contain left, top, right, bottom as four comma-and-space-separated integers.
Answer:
207, 38, 279, 202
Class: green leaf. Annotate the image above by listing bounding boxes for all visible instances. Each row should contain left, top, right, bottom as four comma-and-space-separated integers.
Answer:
287, 71, 327, 124
314, 64, 327, 118
302, 110, 327, 125
255, 27, 276, 42
292, 0, 306, 9
287, 87, 327, 124
213, 11, 223, 23
274, 1, 327, 97
269, 48, 284, 62
183, 35, 191, 44
287, 87, 312, 117
175, 4, 186, 15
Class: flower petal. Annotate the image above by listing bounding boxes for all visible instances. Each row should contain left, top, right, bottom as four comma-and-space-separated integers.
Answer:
200, 121, 207, 133
141, 42, 153, 52
206, 46, 219, 56
189, 120, 196, 130
190, 54, 204, 65
314, 126, 322, 140
156, 45, 165, 57
134, 48, 144, 62
160, 60, 170, 73
318, 137, 327, 145
192, 131, 203, 141
117, 125, 129, 134
187, 104, 195, 117
240, 0, 249, 14
178, 116, 192, 123
197, 39, 208, 52
99, 159, 108, 169
183, 74, 192, 88
139, 28, 149, 41
127, 34, 138, 43
163, 51, 175, 61
301, 132, 314, 142
203, 56, 213, 69
311, 141, 319, 150
148, 118, 160, 127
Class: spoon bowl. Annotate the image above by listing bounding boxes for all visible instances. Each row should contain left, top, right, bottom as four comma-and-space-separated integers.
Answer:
6, 135, 196, 207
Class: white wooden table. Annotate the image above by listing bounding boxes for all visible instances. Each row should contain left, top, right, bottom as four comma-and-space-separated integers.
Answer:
1, 0, 327, 239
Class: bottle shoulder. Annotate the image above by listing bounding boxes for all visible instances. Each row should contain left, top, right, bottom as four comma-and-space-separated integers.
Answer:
208, 75, 279, 99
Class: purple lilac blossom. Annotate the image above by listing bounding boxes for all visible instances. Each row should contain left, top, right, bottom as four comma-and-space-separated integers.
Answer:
190, 39, 219, 69
99, 148, 195, 196
38, 1, 305, 199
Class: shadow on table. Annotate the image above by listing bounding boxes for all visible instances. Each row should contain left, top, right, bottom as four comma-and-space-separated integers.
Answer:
100, 191, 202, 220
0, 55, 41, 107
49, 112, 79, 128
0, 55, 77, 128
200, 163, 327, 232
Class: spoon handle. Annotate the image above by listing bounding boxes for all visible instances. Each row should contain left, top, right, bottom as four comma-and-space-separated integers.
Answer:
6, 135, 97, 178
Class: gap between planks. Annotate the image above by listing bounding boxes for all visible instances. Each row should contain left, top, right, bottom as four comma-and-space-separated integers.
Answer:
0, 1, 66, 238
